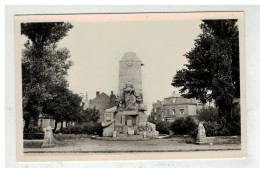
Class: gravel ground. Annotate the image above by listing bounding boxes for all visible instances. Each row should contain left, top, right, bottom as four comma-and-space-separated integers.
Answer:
24, 136, 241, 153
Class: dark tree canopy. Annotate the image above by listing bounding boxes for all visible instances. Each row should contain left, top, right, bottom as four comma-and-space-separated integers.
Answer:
21, 22, 73, 48
21, 22, 74, 129
79, 107, 100, 124
42, 86, 82, 132
172, 20, 240, 125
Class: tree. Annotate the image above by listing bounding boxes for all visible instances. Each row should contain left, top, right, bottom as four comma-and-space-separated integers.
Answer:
170, 116, 197, 135
42, 86, 82, 132
197, 107, 219, 123
172, 20, 239, 126
79, 107, 100, 124
22, 22, 73, 129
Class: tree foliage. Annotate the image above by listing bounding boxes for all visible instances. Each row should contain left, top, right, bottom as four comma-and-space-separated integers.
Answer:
197, 107, 219, 123
172, 20, 240, 125
196, 106, 241, 136
170, 116, 197, 135
42, 86, 82, 132
21, 22, 73, 48
79, 107, 100, 124
21, 22, 74, 129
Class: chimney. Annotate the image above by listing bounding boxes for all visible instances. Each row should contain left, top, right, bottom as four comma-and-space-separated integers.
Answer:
96, 91, 100, 98
111, 91, 114, 96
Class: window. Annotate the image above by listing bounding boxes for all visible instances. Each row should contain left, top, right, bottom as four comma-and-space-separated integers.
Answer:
172, 109, 175, 115
180, 108, 184, 114
167, 109, 170, 115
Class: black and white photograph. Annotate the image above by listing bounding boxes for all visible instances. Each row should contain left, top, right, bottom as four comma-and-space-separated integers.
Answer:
14, 12, 245, 161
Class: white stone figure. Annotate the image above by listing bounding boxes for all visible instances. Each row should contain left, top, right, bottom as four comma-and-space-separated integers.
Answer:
196, 122, 208, 144
41, 126, 55, 147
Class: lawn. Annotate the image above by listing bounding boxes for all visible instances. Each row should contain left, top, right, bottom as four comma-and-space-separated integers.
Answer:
24, 135, 241, 153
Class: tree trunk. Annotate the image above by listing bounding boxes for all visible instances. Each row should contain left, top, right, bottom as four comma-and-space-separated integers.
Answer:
60, 121, 63, 131
24, 116, 31, 130
32, 117, 38, 127
53, 120, 58, 133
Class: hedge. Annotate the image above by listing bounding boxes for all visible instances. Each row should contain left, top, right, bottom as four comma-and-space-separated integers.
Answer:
60, 122, 103, 136
23, 126, 44, 140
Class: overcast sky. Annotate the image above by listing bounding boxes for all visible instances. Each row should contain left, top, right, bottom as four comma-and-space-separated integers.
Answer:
18, 13, 240, 113
60, 16, 202, 114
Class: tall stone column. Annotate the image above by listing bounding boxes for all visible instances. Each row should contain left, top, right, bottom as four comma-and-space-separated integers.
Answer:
118, 51, 144, 99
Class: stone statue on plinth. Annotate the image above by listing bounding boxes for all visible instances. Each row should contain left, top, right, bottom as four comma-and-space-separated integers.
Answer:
196, 122, 208, 145
101, 52, 158, 139
41, 126, 55, 148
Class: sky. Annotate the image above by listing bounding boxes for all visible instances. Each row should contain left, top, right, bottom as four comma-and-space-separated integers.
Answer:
60, 16, 202, 113
17, 13, 216, 113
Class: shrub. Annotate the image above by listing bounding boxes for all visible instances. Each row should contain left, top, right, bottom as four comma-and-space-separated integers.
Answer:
229, 104, 241, 135
154, 121, 171, 135
197, 106, 241, 136
171, 118, 185, 135
184, 116, 197, 134
218, 127, 231, 136
190, 126, 198, 139
170, 116, 197, 135
59, 127, 71, 134
60, 122, 103, 136
24, 126, 44, 133
197, 107, 219, 123
203, 121, 222, 137
23, 126, 44, 139
227, 121, 240, 135
92, 122, 103, 136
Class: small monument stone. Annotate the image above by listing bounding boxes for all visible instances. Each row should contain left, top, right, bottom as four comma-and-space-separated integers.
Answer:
196, 122, 208, 145
41, 126, 55, 148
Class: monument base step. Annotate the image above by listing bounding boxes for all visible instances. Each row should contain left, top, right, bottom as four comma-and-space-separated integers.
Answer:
93, 135, 150, 141
195, 141, 209, 145
116, 133, 143, 138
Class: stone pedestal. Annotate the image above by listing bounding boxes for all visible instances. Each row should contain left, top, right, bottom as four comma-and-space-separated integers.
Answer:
196, 122, 208, 145
41, 126, 55, 148
102, 106, 117, 137
102, 121, 115, 137
137, 112, 147, 127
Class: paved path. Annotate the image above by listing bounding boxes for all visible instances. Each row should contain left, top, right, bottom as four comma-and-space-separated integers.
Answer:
24, 137, 241, 153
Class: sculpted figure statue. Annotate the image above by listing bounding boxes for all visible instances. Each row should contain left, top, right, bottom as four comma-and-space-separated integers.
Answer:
125, 93, 138, 110
123, 83, 139, 110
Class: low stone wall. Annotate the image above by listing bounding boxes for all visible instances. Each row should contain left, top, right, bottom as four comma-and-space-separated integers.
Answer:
24, 140, 43, 148
207, 136, 241, 144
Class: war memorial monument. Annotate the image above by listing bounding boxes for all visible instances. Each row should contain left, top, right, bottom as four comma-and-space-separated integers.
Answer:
101, 52, 159, 140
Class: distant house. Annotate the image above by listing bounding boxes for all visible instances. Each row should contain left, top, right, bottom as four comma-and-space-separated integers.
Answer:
89, 91, 117, 121
36, 114, 75, 130
37, 114, 55, 129
149, 91, 203, 122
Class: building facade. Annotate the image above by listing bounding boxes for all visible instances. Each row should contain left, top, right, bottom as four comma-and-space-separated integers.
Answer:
89, 91, 117, 121
150, 91, 203, 122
